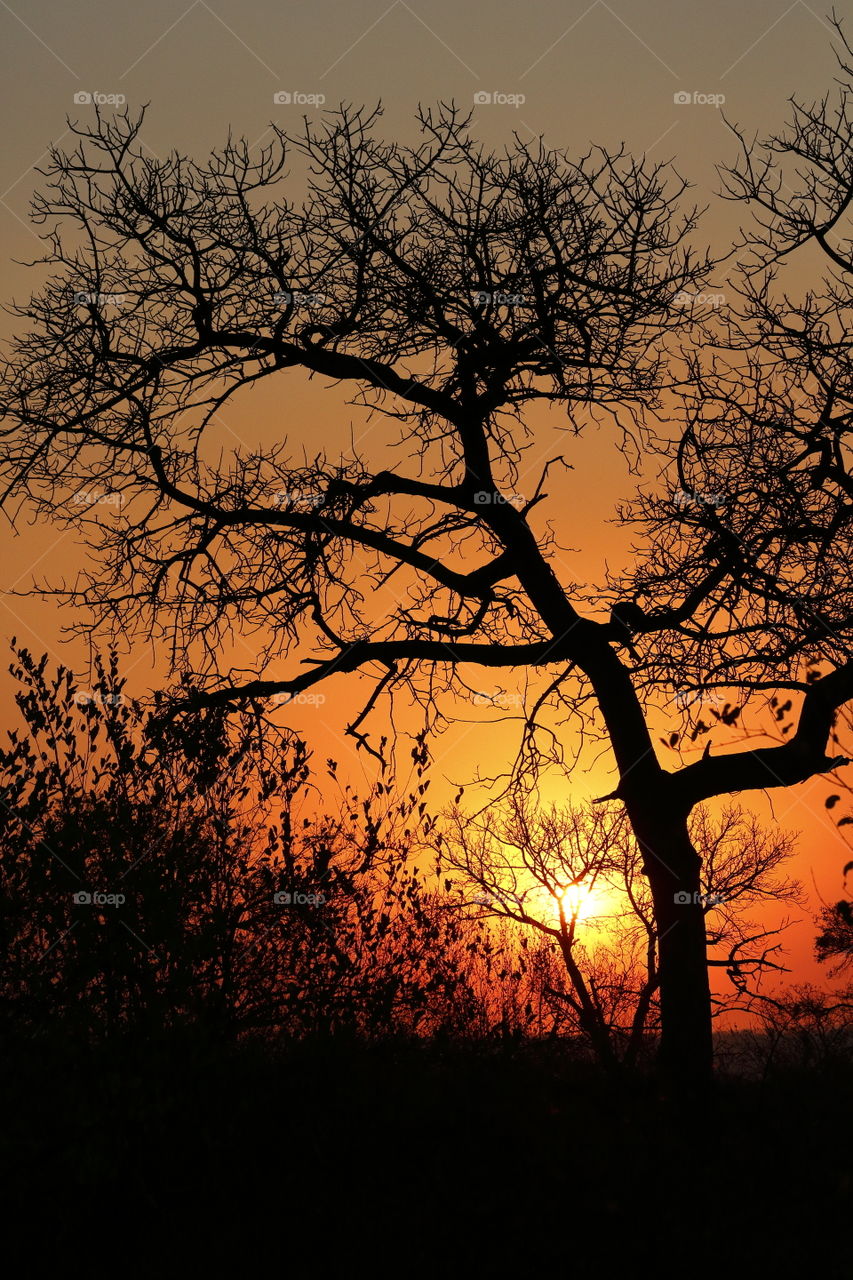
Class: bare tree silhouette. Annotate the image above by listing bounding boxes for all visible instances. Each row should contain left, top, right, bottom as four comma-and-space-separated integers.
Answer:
3, 45, 853, 1091
438, 794, 802, 1070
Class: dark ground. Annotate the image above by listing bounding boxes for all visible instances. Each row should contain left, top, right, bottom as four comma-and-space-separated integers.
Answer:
1, 1033, 850, 1276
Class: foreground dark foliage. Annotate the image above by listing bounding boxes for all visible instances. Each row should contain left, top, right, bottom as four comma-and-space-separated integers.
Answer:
0, 649, 850, 1270
1, 1034, 850, 1274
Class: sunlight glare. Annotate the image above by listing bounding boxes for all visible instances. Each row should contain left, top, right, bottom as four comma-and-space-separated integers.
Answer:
560, 881, 601, 923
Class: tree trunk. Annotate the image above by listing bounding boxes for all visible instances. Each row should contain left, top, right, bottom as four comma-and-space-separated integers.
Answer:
629, 803, 713, 1097
557, 935, 621, 1074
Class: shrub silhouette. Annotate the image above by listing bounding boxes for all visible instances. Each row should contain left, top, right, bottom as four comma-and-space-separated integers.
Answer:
0, 646, 508, 1043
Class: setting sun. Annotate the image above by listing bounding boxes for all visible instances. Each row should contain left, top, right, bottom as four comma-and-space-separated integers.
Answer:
559, 881, 603, 923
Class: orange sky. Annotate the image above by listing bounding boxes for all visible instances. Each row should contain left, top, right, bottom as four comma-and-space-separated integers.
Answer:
0, 0, 850, 994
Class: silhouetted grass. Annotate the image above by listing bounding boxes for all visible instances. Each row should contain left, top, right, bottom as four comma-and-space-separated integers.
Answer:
2, 1031, 850, 1275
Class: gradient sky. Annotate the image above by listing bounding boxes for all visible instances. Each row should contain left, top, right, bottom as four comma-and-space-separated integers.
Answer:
0, 0, 850, 990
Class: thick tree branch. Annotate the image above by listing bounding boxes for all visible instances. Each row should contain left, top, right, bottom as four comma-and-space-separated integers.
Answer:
673, 661, 853, 807
167, 637, 570, 716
